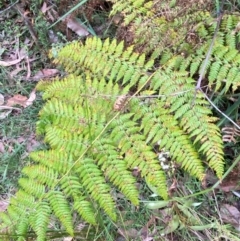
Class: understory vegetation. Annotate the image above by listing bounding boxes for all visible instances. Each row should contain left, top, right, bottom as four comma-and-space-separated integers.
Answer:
1, 0, 240, 240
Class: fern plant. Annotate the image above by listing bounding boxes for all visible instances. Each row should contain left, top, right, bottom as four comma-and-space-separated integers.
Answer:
0, 36, 225, 240
2, 1, 240, 239
109, 0, 214, 55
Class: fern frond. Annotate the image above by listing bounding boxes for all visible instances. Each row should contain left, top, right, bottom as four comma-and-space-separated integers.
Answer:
30, 150, 74, 174
49, 38, 153, 88
76, 158, 117, 220
47, 191, 74, 236
0, 28, 228, 239
22, 165, 58, 188
109, 0, 153, 25
93, 139, 139, 205
31, 202, 51, 241
18, 178, 45, 198
73, 200, 97, 225
131, 99, 205, 180
109, 112, 168, 199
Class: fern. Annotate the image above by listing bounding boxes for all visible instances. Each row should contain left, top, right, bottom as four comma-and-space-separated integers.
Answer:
0, 35, 226, 239
2, 1, 239, 238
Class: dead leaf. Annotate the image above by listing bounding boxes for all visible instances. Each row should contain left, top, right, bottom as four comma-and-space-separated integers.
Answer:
25, 89, 36, 107
41, 2, 48, 13
220, 162, 240, 192
26, 138, 41, 152
6, 94, 28, 107
0, 94, 4, 105
25, 56, 31, 79
33, 69, 59, 80
66, 17, 89, 36
0, 58, 24, 67
41, 2, 54, 14
6, 90, 36, 108
112, 14, 123, 24
220, 204, 240, 230
140, 215, 156, 241
117, 228, 139, 239
47, 9, 57, 22
169, 179, 177, 192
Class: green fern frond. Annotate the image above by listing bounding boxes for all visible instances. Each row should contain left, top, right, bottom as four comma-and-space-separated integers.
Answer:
47, 191, 74, 236
109, 0, 153, 25
50, 38, 153, 88
0, 25, 228, 239
31, 202, 51, 241
22, 165, 58, 188
76, 158, 117, 220
73, 200, 97, 225
131, 99, 205, 180
151, 68, 224, 176
18, 178, 46, 198
30, 150, 74, 173
109, 114, 168, 199
94, 139, 139, 205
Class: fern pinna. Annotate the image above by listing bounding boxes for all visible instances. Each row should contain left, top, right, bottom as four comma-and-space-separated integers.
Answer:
0, 36, 225, 240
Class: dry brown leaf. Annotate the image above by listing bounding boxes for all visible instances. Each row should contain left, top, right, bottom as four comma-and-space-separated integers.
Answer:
26, 139, 41, 152
25, 89, 36, 107
220, 204, 240, 230
47, 9, 57, 22
0, 58, 24, 67
66, 17, 89, 36
142, 238, 154, 241
140, 215, 156, 240
6, 94, 28, 107
33, 69, 59, 80
1, 44, 27, 67
220, 162, 240, 192
17, 137, 26, 144
26, 56, 31, 79
41, 2, 54, 14
41, 2, 48, 13
117, 227, 139, 239
6, 90, 36, 108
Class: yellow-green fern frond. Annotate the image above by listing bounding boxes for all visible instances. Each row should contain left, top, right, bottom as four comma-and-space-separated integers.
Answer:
31, 202, 51, 241
49, 38, 154, 88
47, 191, 74, 236
109, 114, 168, 199
108, 0, 153, 25
150, 68, 224, 177
0, 34, 227, 240
76, 158, 117, 220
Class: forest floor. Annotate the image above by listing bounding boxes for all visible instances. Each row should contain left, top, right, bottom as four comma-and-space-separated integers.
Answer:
1, 1, 240, 240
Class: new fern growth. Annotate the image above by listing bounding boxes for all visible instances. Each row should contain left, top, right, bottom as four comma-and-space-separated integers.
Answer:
0, 36, 225, 240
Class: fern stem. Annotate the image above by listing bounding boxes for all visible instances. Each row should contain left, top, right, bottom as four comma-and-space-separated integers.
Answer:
202, 90, 240, 130
217, 96, 240, 128
48, 0, 89, 29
